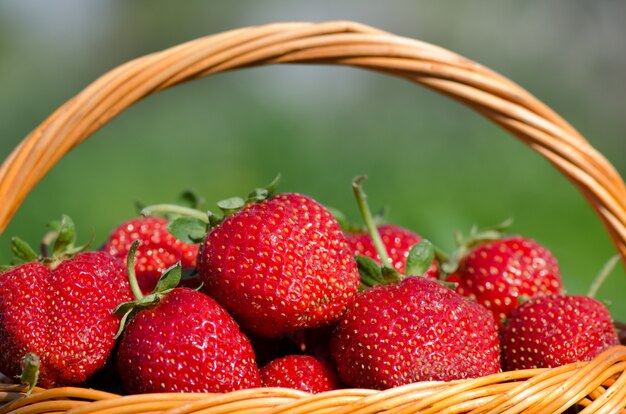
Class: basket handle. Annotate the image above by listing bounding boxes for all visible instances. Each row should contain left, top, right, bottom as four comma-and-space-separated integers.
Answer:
1, 20, 625, 263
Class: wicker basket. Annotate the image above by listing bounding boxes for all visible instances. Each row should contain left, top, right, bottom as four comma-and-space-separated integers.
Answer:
1, 20, 626, 414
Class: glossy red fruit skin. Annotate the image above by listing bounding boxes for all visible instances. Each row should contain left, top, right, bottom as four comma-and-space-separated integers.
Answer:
344, 224, 439, 278
449, 236, 562, 325
330, 276, 501, 389
260, 354, 343, 393
102, 217, 199, 294
198, 193, 360, 338
116, 288, 260, 393
0, 252, 131, 387
500, 294, 619, 370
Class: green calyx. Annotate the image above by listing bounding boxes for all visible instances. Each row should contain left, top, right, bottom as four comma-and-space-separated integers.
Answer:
18, 353, 40, 396
351, 176, 436, 289
140, 175, 281, 245
439, 218, 513, 275
1, 215, 90, 271
113, 240, 182, 339
137, 189, 210, 245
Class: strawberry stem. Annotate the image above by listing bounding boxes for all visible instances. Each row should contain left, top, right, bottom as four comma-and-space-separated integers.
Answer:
141, 204, 209, 223
126, 240, 144, 301
352, 176, 392, 270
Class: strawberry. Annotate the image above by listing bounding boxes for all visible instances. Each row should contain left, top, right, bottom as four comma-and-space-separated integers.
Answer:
329, 177, 500, 389
345, 224, 439, 278
197, 192, 360, 337
102, 216, 199, 294
260, 355, 343, 393
0, 216, 132, 388
117, 288, 260, 393
115, 242, 260, 393
330, 276, 501, 389
446, 235, 563, 325
500, 294, 619, 370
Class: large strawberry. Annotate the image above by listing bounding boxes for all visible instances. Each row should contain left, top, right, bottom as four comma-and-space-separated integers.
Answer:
500, 294, 619, 370
102, 216, 199, 294
260, 355, 343, 393
345, 224, 439, 278
197, 190, 360, 338
0, 216, 132, 388
329, 177, 500, 389
445, 233, 563, 325
115, 242, 261, 393
330, 276, 501, 389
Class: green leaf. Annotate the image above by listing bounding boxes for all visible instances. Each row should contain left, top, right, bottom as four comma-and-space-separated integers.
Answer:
133, 200, 146, 215
264, 174, 281, 198
141, 204, 209, 223
246, 174, 281, 202
19, 353, 40, 396
247, 187, 270, 203
381, 266, 402, 284
405, 239, 435, 276
152, 262, 182, 294
52, 215, 76, 256
217, 197, 245, 216
113, 300, 138, 316
207, 210, 223, 229
166, 217, 208, 244
176, 189, 204, 209
356, 255, 383, 287
11, 237, 38, 263
114, 309, 133, 339
440, 246, 465, 275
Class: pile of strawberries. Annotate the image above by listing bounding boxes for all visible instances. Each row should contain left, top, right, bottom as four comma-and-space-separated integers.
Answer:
0, 176, 621, 395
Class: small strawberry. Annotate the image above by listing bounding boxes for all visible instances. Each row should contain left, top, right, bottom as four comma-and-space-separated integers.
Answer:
115, 242, 261, 393
329, 177, 501, 389
500, 294, 619, 370
197, 181, 359, 337
345, 224, 439, 278
0, 216, 132, 388
102, 216, 199, 294
445, 230, 563, 325
260, 355, 343, 393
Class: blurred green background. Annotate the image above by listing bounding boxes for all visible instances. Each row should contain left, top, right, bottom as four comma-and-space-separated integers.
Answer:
1, 1, 626, 318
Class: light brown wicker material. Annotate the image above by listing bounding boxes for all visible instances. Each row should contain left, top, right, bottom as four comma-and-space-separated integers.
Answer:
0, 20, 625, 413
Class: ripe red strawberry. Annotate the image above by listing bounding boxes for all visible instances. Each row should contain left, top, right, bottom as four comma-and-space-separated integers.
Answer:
345, 224, 439, 278
116, 287, 261, 393
0, 218, 132, 388
447, 236, 562, 325
260, 355, 343, 393
102, 216, 199, 294
330, 276, 501, 389
500, 294, 619, 370
198, 193, 360, 337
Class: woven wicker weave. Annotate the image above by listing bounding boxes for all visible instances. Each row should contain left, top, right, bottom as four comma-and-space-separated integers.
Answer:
1, 20, 625, 413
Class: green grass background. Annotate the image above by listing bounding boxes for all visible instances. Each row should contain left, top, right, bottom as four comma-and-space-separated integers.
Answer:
1, 1, 626, 319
